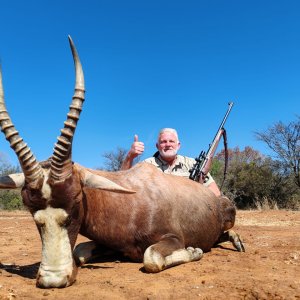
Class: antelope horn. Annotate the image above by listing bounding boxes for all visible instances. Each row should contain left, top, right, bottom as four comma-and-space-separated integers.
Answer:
0, 65, 44, 189
50, 36, 85, 183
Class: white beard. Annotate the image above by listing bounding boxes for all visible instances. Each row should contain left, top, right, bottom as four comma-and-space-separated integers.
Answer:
159, 149, 177, 160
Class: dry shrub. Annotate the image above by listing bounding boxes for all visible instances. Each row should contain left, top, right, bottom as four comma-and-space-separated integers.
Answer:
254, 197, 279, 211
284, 194, 300, 210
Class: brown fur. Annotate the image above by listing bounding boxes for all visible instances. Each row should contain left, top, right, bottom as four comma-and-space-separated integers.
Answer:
76, 162, 236, 259
19, 160, 242, 287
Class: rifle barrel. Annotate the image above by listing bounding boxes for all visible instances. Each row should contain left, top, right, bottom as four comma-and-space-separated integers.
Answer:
218, 102, 234, 133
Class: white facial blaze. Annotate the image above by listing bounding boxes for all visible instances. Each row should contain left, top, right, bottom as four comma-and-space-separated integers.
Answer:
34, 207, 73, 287
41, 169, 51, 201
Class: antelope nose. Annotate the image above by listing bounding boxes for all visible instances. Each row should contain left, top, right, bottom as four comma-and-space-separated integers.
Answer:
36, 265, 77, 288
36, 273, 70, 288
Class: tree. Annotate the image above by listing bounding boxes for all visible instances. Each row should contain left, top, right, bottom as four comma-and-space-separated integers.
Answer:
213, 146, 265, 188
213, 146, 300, 209
0, 152, 21, 175
0, 153, 23, 210
255, 116, 300, 188
101, 147, 128, 171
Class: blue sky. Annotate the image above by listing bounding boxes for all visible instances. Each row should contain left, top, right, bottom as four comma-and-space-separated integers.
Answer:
0, 0, 299, 169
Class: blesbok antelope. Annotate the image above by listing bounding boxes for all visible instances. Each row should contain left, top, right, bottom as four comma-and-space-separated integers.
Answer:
0, 36, 244, 288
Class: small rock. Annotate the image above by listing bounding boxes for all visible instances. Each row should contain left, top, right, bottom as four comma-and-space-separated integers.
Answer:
43, 291, 50, 296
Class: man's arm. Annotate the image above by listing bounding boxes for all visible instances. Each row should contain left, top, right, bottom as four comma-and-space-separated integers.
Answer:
207, 181, 221, 197
120, 153, 136, 170
203, 172, 221, 197
121, 134, 144, 170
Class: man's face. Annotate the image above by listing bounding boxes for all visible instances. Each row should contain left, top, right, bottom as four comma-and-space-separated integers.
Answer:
156, 131, 181, 162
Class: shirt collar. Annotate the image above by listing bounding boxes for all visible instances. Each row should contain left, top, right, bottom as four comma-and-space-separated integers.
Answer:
157, 154, 179, 166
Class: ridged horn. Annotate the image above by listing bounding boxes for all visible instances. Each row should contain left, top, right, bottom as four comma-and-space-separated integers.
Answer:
0, 65, 43, 189
50, 36, 85, 183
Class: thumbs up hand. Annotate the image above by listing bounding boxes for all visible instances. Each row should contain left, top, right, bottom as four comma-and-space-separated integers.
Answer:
128, 134, 145, 159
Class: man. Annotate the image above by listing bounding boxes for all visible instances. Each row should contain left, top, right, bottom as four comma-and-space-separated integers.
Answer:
121, 128, 221, 197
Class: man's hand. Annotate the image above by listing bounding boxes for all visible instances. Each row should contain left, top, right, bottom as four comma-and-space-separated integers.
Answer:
128, 134, 144, 159
120, 134, 144, 170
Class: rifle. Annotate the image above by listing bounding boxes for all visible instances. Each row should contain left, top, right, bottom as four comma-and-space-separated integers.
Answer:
189, 102, 234, 185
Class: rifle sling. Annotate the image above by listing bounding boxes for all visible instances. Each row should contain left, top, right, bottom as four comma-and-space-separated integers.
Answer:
220, 128, 228, 190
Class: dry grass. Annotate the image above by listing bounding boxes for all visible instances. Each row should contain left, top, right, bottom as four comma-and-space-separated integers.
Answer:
254, 197, 279, 211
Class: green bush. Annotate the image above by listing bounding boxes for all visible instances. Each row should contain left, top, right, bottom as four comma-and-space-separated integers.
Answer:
0, 156, 23, 210
213, 147, 300, 210
0, 190, 24, 210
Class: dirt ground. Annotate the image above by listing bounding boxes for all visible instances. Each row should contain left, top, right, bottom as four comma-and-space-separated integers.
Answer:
0, 210, 299, 300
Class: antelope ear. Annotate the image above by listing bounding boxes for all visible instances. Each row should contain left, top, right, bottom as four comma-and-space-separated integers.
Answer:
0, 173, 25, 189
82, 170, 135, 194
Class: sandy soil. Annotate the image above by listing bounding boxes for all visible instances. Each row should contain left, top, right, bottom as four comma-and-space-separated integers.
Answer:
0, 210, 299, 300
